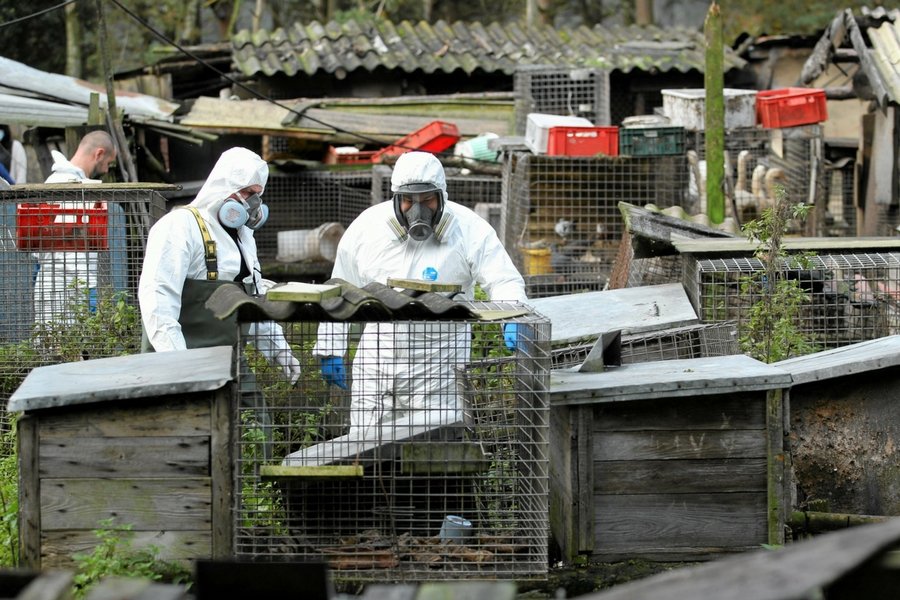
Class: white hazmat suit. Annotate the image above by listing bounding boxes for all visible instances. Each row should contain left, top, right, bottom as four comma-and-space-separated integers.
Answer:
314, 151, 527, 438
138, 147, 300, 381
34, 150, 103, 324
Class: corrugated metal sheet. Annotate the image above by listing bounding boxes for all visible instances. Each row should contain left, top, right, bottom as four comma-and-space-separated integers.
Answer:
867, 17, 900, 105
231, 18, 746, 79
205, 278, 525, 323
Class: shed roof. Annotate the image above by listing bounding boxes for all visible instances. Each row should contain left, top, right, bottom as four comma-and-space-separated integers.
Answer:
231, 18, 747, 79
8, 346, 233, 412
774, 335, 900, 385
800, 7, 900, 108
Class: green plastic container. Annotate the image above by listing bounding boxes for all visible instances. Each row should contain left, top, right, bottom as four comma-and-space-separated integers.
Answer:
619, 126, 686, 156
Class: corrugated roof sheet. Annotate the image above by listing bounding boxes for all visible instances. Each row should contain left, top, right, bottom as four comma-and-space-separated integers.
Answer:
206, 278, 528, 323
231, 18, 746, 79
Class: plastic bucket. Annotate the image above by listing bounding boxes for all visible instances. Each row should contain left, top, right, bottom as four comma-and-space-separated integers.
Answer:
276, 222, 345, 262
454, 133, 499, 163
439, 515, 474, 542
520, 246, 552, 275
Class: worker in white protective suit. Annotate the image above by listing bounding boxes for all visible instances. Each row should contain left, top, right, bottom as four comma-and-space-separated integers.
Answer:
35, 130, 117, 324
313, 151, 527, 439
139, 147, 301, 457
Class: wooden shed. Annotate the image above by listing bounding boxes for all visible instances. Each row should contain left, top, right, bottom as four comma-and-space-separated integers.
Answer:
9, 345, 236, 569
549, 354, 793, 562
775, 336, 900, 516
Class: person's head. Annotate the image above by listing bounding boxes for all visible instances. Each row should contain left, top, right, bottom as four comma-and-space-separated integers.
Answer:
390, 152, 448, 242
192, 147, 269, 230
72, 130, 117, 179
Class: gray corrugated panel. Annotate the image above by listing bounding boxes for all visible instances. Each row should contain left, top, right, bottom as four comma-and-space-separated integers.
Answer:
868, 19, 900, 104
231, 18, 745, 79
205, 278, 483, 323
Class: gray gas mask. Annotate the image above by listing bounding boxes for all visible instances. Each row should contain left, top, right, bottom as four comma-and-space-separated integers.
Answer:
393, 183, 444, 242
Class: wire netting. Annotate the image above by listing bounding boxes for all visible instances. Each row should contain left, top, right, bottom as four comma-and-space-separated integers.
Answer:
684, 252, 900, 351
0, 186, 166, 439
501, 152, 689, 298
233, 307, 550, 580
513, 65, 612, 134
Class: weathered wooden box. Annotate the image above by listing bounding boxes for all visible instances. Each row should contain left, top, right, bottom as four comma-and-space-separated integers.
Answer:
10, 346, 235, 569
550, 354, 792, 562
775, 336, 900, 516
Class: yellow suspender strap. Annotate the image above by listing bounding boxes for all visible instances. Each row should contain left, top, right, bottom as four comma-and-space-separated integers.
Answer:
182, 207, 218, 281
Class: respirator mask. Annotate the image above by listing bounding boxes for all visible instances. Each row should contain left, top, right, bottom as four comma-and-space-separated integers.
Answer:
218, 192, 269, 230
393, 183, 444, 242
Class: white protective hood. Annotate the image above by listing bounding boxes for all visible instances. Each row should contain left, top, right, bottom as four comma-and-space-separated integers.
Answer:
390, 151, 448, 199
189, 147, 268, 218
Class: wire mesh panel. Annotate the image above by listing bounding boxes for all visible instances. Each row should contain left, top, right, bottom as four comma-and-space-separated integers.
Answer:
768, 125, 826, 228
256, 170, 374, 262
0, 186, 166, 436
550, 321, 739, 369
372, 165, 502, 209
824, 157, 856, 236
684, 252, 900, 351
501, 152, 689, 298
233, 306, 550, 581
514, 65, 611, 134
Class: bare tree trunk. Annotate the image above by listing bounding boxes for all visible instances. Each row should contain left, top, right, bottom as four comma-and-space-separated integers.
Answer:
253, 0, 266, 32
526, 0, 538, 26
423, 0, 433, 21
65, 1, 82, 78
635, 0, 653, 25
180, 0, 202, 44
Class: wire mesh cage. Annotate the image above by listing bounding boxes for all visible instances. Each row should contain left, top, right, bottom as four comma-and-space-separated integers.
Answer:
0, 186, 167, 440
549, 321, 739, 369
256, 170, 374, 263
683, 252, 900, 351
824, 156, 856, 237
501, 152, 689, 298
232, 306, 550, 581
514, 65, 612, 134
372, 165, 502, 208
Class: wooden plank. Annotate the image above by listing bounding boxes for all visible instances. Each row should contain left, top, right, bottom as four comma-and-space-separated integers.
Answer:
577, 516, 900, 600
551, 355, 792, 405
774, 335, 900, 384
18, 415, 41, 569
40, 478, 211, 530
400, 443, 488, 474
595, 459, 767, 495
672, 235, 900, 255
17, 570, 75, 600
530, 283, 698, 345
266, 282, 342, 302
260, 465, 364, 478
41, 530, 210, 568
386, 278, 463, 294
594, 430, 766, 461
574, 406, 594, 554
210, 388, 233, 560
549, 405, 575, 561
594, 493, 768, 552
39, 436, 209, 478
766, 389, 786, 546
593, 393, 765, 431
84, 577, 187, 600
38, 399, 211, 438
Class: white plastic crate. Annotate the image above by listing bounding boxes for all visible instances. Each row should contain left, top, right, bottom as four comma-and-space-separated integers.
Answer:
524, 113, 594, 154
662, 88, 757, 131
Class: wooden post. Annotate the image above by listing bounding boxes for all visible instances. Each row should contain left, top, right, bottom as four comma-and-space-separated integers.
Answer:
704, 3, 725, 224
766, 388, 786, 546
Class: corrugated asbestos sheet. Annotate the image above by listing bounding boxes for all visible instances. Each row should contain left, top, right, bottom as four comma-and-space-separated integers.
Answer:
231, 18, 747, 79
205, 278, 521, 323
801, 8, 900, 108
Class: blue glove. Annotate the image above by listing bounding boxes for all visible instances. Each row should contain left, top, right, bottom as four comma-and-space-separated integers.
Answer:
503, 323, 519, 352
320, 356, 348, 389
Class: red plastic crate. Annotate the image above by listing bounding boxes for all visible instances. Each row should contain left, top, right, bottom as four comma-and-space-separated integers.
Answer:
546, 126, 619, 157
16, 202, 109, 251
756, 88, 827, 128
372, 120, 460, 162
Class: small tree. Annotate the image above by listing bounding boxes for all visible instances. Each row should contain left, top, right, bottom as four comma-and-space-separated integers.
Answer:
739, 184, 818, 363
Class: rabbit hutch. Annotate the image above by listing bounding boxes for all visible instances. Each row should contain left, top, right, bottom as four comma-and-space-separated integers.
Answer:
549, 353, 792, 562
10, 346, 236, 568
205, 280, 552, 582
775, 336, 900, 517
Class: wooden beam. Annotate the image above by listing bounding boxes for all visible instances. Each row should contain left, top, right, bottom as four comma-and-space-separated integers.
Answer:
260, 465, 364, 479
